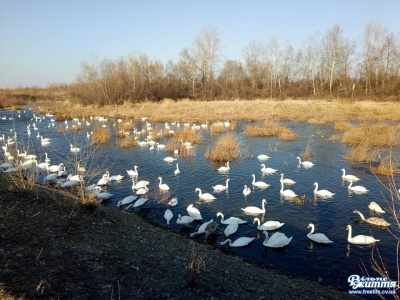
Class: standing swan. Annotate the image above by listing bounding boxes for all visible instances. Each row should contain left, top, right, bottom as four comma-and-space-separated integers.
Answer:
187, 204, 203, 220
251, 174, 270, 188
352, 210, 390, 227
158, 176, 170, 190
280, 181, 297, 198
307, 224, 333, 244
313, 182, 335, 198
341, 168, 360, 182
263, 231, 292, 248
241, 199, 267, 214
212, 179, 230, 191
346, 225, 380, 245
195, 188, 217, 201
297, 156, 314, 168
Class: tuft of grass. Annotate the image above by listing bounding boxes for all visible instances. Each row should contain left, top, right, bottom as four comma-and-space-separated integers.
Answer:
91, 127, 110, 144
118, 136, 138, 148
205, 132, 240, 162
210, 121, 236, 135
82, 195, 100, 212
370, 156, 399, 176
343, 142, 379, 162
244, 121, 298, 141
119, 122, 135, 131
185, 243, 206, 288
301, 138, 314, 160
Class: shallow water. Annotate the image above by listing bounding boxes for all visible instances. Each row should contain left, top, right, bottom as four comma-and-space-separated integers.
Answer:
0, 108, 398, 291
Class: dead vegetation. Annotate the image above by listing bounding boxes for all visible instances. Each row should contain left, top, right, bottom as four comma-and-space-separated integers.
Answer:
245, 121, 298, 141
205, 132, 240, 162
91, 127, 111, 144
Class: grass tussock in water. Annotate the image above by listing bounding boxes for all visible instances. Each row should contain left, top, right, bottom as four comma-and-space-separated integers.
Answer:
205, 132, 240, 162
119, 122, 135, 131
343, 142, 379, 162
118, 136, 138, 148
166, 128, 201, 157
245, 121, 298, 141
210, 121, 236, 135
173, 128, 202, 145
91, 127, 110, 144
370, 156, 399, 176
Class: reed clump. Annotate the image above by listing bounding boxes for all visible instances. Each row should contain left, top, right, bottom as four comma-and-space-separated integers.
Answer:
119, 122, 135, 131
341, 122, 400, 146
370, 156, 399, 176
210, 121, 236, 135
205, 132, 240, 162
245, 121, 298, 141
173, 128, 202, 145
91, 128, 110, 144
118, 136, 138, 148
343, 142, 379, 162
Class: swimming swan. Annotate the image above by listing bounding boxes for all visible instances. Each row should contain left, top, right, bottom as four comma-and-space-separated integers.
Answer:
280, 181, 297, 198
174, 163, 180, 175
243, 184, 251, 196
257, 154, 270, 161
212, 179, 230, 191
251, 174, 270, 188
190, 219, 214, 237
195, 188, 217, 201
352, 210, 390, 227
241, 199, 267, 214
219, 237, 255, 248
296, 156, 314, 168
224, 223, 239, 237
253, 217, 284, 231
217, 161, 230, 173
117, 195, 137, 208
307, 224, 333, 244
368, 202, 385, 214
263, 231, 292, 248
127, 165, 139, 176
348, 180, 368, 193
346, 225, 380, 245
187, 204, 203, 220
176, 214, 194, 225
216, 212, 247, 224
158, 176, 170, 191
341, 168, 360, 182
163, 156, 176, 163
280, 173, 296, 185
260, 164, 277, 174
313, 182, 335, 198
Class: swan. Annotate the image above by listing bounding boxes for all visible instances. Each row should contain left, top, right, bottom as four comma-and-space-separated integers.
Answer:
280, 181, 297, 198
346, 225, 380, 245
135, 187, 149, 195
168, 197, 178, 206
280, 173, 296, 185
195, 188, 216, 201
243, 184, 251, 196
70, 144, 81, 153
219, 237, 255, 248
125, 197, 148, 209
44, 173, 58, 182
174, 163, 180, 175
164, 209, 173, 226
216, 212, 247, 224
176, 214, 194, 225
260, 164, 277, 174
348, 180, 368, 193
133, 180, 149, 190
117, 195, 137, 208
127, 165, 139, 176
47, 163, 64, 173
212, 179, 230, 191
97, 172, 110, 186
204, 221, 219, 240
224, 223, 239, 237
58, 179, 80, 188
257, 154, 270, 161
35, 160, 49, 170
93, 187, 113, 201
307, 224, 333, 244
296, 156, 314, 168
341, 168, 361, 182
163, 156, 176, 163
187, 204, 203, 220
241, 199, 267, 215
217, 161, 230, 173
313, 182, 335, 198
263, 231, 292, 248
352, 210, 390, 227
158, 176, 170, 191
253, 217, 284, 231
368, 202, 385, 214
109, 174, 124, 181
67, 174, 83, 182
251, 174, 270, 188
190, 219, 214, 237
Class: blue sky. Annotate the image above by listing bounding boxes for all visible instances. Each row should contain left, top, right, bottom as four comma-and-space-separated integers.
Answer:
0, 0, 398, 88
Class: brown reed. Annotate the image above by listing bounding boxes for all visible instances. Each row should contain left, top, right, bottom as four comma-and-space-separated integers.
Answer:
91, 127, 110, 144
118, 136, 138, 148
244, 121, 298, 141
370, 156, 399, 176
205, 132, 240, 162
343, 142, 379, 162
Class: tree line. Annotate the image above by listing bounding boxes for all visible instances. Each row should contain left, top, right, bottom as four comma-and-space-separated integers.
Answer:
72, 22, 400, 105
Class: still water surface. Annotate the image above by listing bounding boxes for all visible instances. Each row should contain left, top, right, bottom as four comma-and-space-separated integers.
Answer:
0, 108, 397, 291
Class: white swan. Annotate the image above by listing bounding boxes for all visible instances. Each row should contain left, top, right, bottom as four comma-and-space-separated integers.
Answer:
219, 237, 255, 248
260, 164, 277, 174
224, 223, 239, 237
280, 173, 296, 185
296, 156, 314, 168
163, 156, 176, 163
257, 154, 270, 161
253, 217, 284, 231
117, 195, 137, 208
176, 214, 194, 225
346, 225, 380, 245
47, 163, 64, 173
307, 224, 333, 244
97, 172, 110, 186
133, 180, 149, 190
243, 184, 251, 196
313, 182, 335, 198
251, 174, 270, 188
109, 174, 124, 181
263, 231, 292, 248
174, 163, 180, 175
156, 143, 166, 149
127, 165, 139, 176
241, 199, 267, 214
216, 212, 247, 224
125, 197, 148, 209
348, 180, 368, 193
217, 161, 230, 173
70, 144, 81, 153
189, 219, 214, 237
368, 202, 385, 214
164, 209, 173, 226
280, 181, 297, 198
167, 197, 178, 206
212, 179, 230, 191
353, 210, 390, 227
195, 188, 216, 201
187, 204, 203, 220
135, 187, 149, 195
158, 176, 170, 191
341, 168, 361, 182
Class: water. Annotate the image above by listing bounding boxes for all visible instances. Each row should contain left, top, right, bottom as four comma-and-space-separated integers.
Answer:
0, 108, 398, 291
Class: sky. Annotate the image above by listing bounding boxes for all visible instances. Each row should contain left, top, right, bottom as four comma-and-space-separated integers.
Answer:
0, 0, 399, 88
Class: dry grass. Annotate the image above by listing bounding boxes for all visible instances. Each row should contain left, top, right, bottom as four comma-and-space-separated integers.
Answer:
119, 122, 135, 131
301, 138, 314, 160
173, 128, 202, 145
91, 127, 110, 144
70, 124, 80, 132
245, 121, 298, 141
82, 194, 100, 212
210, 121, 236, 135
185, 243, 207, 288
343, 142, 379, 162
370, 156, 399, 176
205, 132, 240, 162
334, 121, 353, 131
118, 136, 138, 148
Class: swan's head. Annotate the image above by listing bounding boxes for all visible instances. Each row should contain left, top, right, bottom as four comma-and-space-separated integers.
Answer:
346, 225, 351, 231
260, 164, 265, 168
307, 223, 313, 229
158, 176, 162, 180
253, 217, 260, 224
216, 212, 223, 217
195, 188, 200, 193
313, 182, 317, 186
262, 199, 267, 204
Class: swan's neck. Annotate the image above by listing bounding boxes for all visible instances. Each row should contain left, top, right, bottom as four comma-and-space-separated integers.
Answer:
356, 210, 365, 220
347, 227, 352, 241
309, 225, 315, 234
280, 181, 284, 192
342, 169, 345, 176
348, 181, 353, 188
314, 183, 318, 193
